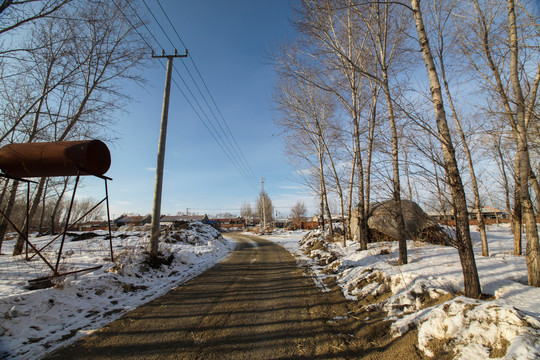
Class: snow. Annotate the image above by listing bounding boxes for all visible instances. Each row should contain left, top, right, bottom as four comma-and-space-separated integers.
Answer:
0, 222, 235, 360
266, 224, 540, 359
2, 223, 540, 359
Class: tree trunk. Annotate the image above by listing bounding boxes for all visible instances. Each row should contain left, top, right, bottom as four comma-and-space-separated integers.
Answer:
494, 135, 512, 230
513, 153, 523, 255
324, 192, 333, 239
433, 156, 449, 224
319, 178, 325, 232
513, 189, 522, 255
318, 138, 333, 238
382, 73, 407, 265
50, 178, 69, 234
403, 145, 414, 200
39, 179, 49, 233
319, 121, 345, 245
411, 0, 481, 298
13, 177, 46, 255
0, 179, 10, 254
438, 48, 489, 257
529, 169, 540, 214
346, 151, 356, 241
507, 0, 540, 286
354, 113, 368, 250
1, 181, 19, 254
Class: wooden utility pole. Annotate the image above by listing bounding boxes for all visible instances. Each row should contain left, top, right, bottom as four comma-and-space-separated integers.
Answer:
149, 49, 188, 260
261, 177, 266, 229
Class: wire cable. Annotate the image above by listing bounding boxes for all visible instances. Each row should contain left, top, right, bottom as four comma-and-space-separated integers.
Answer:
155, 0, 258, 184
152, 0, 259, 186
116, 0, 260, 191
124, 1, 163, 52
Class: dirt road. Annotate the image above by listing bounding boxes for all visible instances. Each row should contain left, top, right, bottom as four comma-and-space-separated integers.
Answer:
45, 233, 421, 360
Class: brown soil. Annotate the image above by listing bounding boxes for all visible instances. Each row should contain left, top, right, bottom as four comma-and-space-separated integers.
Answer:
44, 233, 428, 360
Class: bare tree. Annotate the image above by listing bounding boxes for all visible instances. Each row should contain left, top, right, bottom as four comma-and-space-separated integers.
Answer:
290, 200, 307, 224
240, 202, 254, 220
459, 0, 540, 285
0, 0, 147, 255
69, 198, 104, 224
284, 0, 383, 249
430, 0, 490, 257
506, 0, 540, 286
410, 0, 481, 298
256, 190, 274, 227
0, 0, 72, 35
275, 78, 336, 238
351, 0, 410, 263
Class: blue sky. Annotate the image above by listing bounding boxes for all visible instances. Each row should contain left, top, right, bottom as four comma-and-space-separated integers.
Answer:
80, 0, 316, 218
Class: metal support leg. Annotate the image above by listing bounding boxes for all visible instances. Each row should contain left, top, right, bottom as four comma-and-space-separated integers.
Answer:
55, 173, 80, 273
25, 181, 30, 260
105, 178, 114, 262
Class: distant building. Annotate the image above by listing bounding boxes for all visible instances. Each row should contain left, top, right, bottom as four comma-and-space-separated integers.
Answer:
468, 206, 509, 220
79, 220, 109, 231
427, 206, 509, 224
274, 218, 291, 228
160, 214, 209, 226
113, 215, 151, 227
426, 211, 455, 222
312, 214, 347, 224
211, 217, 246, 230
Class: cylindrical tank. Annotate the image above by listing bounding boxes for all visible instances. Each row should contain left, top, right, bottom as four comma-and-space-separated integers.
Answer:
0, 140, 111, 178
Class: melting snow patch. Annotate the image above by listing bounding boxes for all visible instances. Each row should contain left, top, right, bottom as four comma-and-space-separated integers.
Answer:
0, 222, 234, 360
393, 296, 540, 359
266, 225, 540, 359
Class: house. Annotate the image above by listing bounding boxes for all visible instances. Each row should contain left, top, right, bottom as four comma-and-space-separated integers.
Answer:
468, 206, 509, 220
312, 214, 347, 224
206, 219, 221, 230
113, 215, 151, 227
289, 217, 317, 230
160, 214, 209, 226
427, 206, 509, 223
274, 218, 291, 228
79, 220, 110, 231
212, 218, 246, 230
426, 211, 455, 222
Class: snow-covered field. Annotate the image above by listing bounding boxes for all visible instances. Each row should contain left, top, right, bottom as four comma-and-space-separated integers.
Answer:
0, 222, 235, 360
266, 224, 540, 360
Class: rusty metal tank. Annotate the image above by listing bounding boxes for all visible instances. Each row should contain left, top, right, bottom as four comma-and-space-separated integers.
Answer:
0, 140, 111, 178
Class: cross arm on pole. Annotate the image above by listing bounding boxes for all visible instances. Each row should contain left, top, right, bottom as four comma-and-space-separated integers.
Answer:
151, 49, 188, 59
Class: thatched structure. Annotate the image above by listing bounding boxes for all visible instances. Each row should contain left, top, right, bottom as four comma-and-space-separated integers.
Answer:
350, 200, 450, 245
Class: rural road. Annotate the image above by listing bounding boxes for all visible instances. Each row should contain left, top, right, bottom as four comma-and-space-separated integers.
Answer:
44, 233, 420, 360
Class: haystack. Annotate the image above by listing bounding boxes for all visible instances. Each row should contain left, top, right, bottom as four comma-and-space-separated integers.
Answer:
351, 200, 450, 245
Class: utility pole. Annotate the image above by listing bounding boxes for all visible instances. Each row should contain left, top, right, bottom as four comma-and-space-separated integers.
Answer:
261, 177, 266, 229
149, 49, 188, 260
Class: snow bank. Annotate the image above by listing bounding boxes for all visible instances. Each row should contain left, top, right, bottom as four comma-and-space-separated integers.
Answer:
394, 296, 540, 359
266, 224, 540, 359
0, 222, 234, 360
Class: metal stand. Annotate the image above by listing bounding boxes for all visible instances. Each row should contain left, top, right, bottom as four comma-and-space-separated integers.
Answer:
0, 172, 114, 284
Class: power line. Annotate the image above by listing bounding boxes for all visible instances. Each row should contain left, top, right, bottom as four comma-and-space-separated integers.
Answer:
170, 67, 259, 191
170, 64, 255, 186
115, 0, 259, 191
124, 1, 162, 52
161, 58, 259, 191
151, 0, 259, 186
155, 0, 187, 49
141, 0, 176, 49
112, 1, 154, 52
